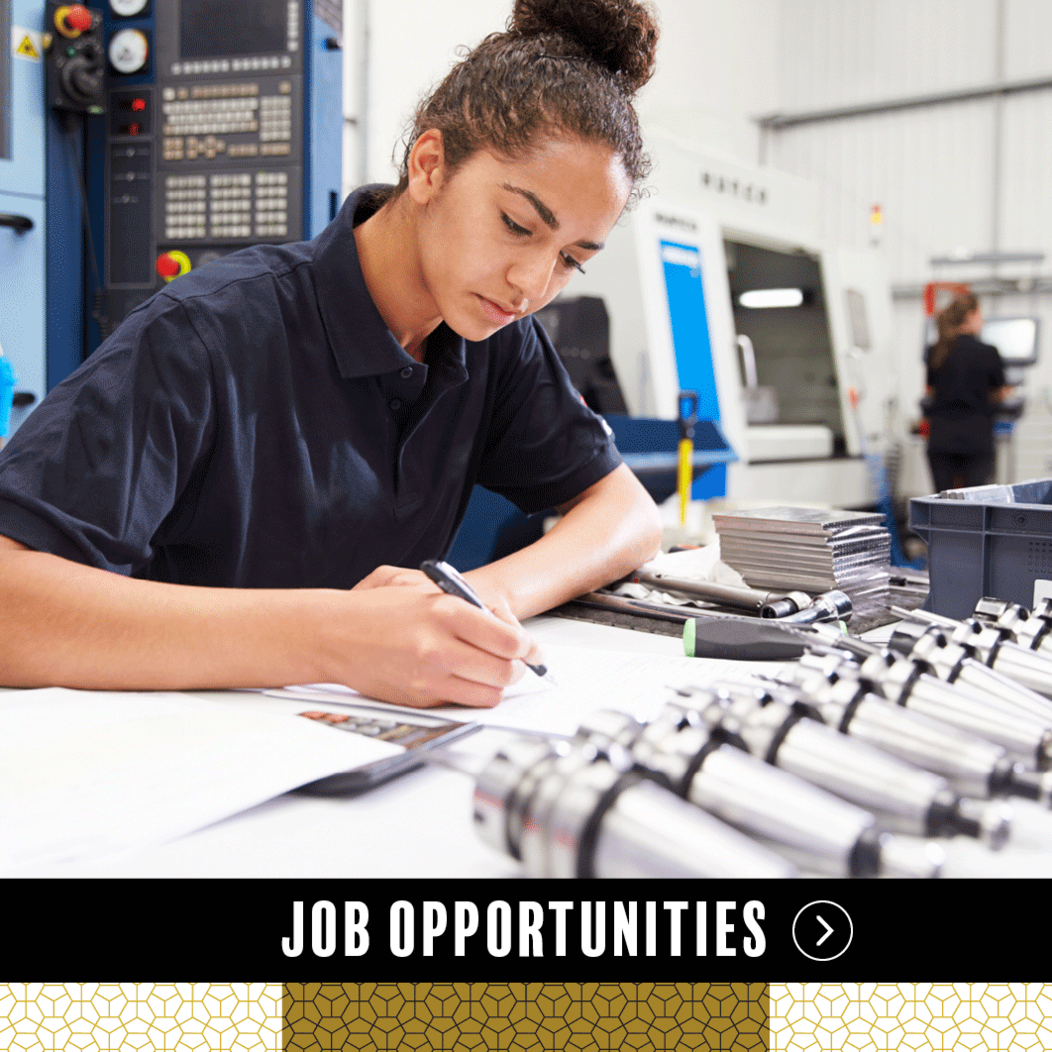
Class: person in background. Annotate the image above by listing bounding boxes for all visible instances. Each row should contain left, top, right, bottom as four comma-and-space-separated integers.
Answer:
924, 292, 1009, 491
0, 0, 664, 707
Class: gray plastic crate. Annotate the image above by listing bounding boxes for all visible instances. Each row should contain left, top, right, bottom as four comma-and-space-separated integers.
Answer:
910, 478, 1052, 619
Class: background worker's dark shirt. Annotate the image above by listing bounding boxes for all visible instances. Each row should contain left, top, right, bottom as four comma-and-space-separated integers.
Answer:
925, 333, 1006, 455
0, 186, 621, 587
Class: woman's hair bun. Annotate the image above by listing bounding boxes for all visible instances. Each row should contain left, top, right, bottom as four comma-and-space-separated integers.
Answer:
510, 0, 659, 95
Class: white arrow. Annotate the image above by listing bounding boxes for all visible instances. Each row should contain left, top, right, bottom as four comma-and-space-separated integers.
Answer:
815, 915, 834, 947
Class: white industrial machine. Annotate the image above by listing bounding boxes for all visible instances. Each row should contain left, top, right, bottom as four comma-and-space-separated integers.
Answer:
570, 127, 897, 508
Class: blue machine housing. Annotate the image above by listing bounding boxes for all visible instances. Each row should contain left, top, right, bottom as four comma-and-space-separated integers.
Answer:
0, 0, 48, 435
3, 0, 342, 434
83, 0, 343, 357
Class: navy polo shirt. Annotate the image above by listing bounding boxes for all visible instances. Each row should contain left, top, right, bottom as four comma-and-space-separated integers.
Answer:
0, 186, 621, 588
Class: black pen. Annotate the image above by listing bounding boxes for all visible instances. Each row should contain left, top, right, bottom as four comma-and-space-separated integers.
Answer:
420, 559, 552, 681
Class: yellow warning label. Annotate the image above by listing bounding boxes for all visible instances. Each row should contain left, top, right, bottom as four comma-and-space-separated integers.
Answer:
12, 26, 44, 61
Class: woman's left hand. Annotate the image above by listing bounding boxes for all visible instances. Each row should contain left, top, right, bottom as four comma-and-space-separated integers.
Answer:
352, 564, 438, 592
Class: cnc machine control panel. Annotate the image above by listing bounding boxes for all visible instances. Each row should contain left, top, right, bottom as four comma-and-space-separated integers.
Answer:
98, 0, 320, 330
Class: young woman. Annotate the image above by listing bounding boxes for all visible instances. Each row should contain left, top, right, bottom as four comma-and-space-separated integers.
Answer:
0, 0, 663, 707
924, 292, 1009, 492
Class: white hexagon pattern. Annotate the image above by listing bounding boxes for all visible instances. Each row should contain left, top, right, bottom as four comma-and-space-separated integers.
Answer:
0, 984, 281, 1052
770, 984, 1052, 1052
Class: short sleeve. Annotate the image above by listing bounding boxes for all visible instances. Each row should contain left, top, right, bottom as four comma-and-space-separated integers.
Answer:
0, 304, 216, 573
475, 318, 622, 514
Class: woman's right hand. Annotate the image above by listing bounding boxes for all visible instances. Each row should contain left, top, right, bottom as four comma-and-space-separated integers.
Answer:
312, 580, 543, 708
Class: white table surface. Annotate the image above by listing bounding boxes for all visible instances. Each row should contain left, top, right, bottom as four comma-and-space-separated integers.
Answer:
31, 616, 687, 879
17, 613, 1052, 879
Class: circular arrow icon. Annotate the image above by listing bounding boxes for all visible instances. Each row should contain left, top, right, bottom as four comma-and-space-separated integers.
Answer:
792, 900, 853, 961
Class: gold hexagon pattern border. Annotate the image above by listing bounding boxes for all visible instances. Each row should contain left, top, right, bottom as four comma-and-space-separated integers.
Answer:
6, 983, 1052, 1052
283, 984, 769, 1052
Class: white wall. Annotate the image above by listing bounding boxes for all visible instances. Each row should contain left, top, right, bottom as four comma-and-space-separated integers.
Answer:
346, 1, 505, 188
637, 0, 780, 161
342, 0, 782, 190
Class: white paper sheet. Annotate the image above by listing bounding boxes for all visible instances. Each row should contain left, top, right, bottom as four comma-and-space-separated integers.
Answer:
0, 688, 403, 875
2, 646, 783, 875
265, 643, 783, 736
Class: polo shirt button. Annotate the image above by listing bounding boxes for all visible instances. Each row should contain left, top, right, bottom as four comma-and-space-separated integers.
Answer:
389, 398, 402, 411
400, 367, 414, 379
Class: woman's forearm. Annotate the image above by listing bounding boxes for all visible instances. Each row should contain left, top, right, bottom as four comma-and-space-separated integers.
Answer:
468, 463, 663, 620
0, 539, 536, 707
0, 540, 329, 689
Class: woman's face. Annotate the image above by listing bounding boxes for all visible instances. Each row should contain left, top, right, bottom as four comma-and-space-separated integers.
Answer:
410, 134, 632, 341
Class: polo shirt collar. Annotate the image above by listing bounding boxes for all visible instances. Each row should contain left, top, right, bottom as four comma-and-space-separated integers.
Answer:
312, 184, 467, 383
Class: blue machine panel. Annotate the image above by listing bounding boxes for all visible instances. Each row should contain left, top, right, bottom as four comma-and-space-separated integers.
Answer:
86, 0, 342, 352
2, 0, 342, 437
0, 0, 46, 435
0, 188, 44, 423
659, 239, 726, 499
0, 0, 44, 195
0, 0, 9, 160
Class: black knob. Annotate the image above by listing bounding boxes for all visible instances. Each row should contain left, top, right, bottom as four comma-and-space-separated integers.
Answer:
61, 58, 102, 105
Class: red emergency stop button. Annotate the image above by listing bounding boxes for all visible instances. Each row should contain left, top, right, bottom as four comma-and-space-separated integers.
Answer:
54, 4, 93, 37
156, 250, 191, 282
66, 5, 93, 30
155, 254, 180, 278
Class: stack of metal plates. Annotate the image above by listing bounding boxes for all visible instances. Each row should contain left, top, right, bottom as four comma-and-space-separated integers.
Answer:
712, 506, 891, 615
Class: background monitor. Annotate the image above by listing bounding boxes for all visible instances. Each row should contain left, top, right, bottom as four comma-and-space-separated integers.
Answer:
922, 314, 1039, 367
981, 316, 1039, 366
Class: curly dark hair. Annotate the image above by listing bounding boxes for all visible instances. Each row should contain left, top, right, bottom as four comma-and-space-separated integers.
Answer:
393, 0, 659, 204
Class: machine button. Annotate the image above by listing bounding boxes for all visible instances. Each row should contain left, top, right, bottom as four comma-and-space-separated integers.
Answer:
55, 4, 93, 37
66, 5, 93, 30
155, 254, 180, 278
155, 250, 191, 282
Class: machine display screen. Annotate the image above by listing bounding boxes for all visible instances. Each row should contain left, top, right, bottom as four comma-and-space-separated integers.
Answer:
923, 315, 1040, 367
982, 316, 1039, 366
180, 0, 287, 58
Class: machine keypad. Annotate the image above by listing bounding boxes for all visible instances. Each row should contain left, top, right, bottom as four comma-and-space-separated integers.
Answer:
163, 171, 288, 241
161, 81, 293, 162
